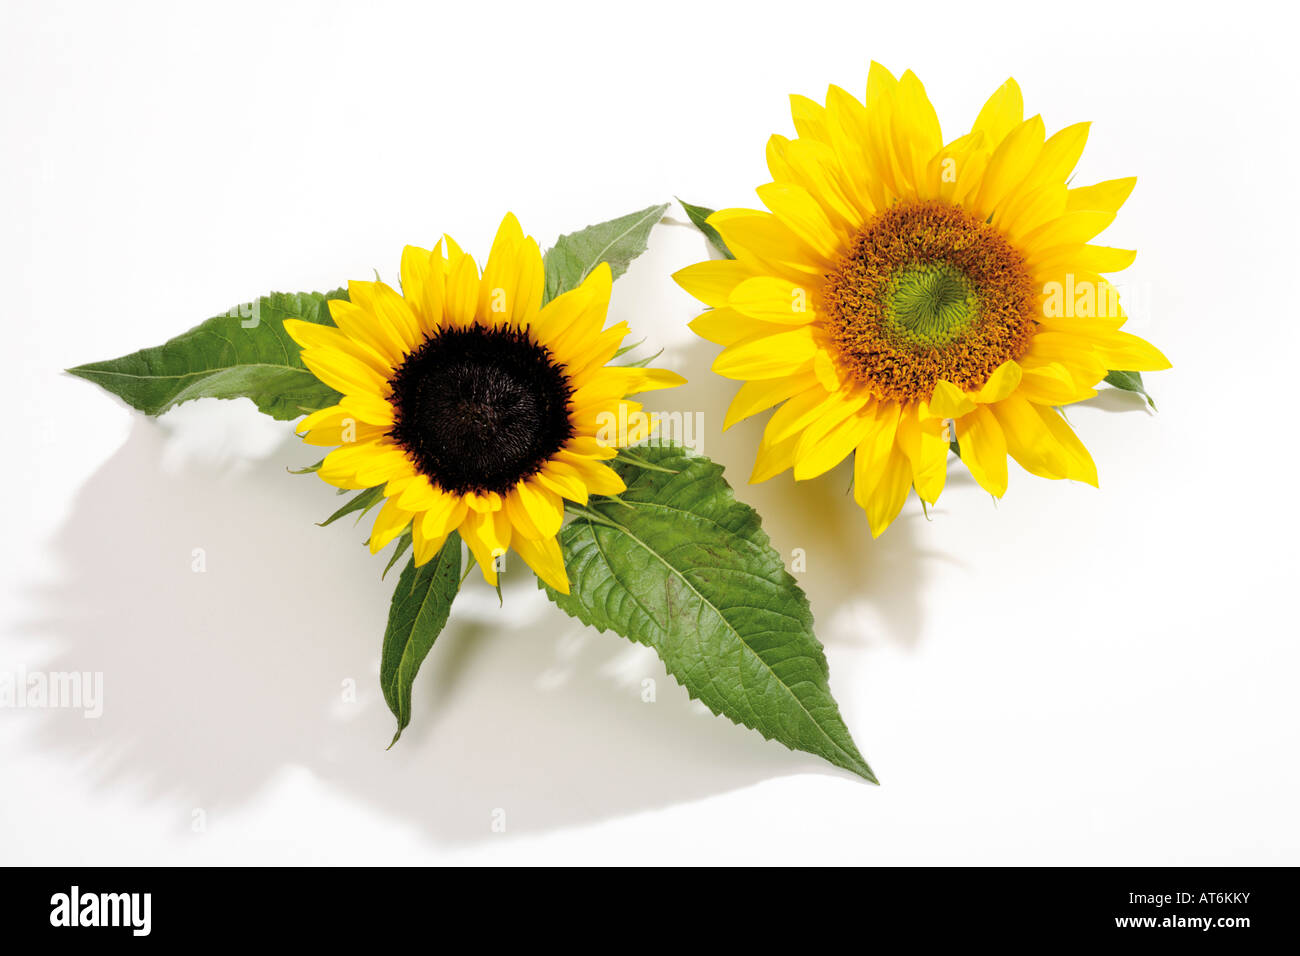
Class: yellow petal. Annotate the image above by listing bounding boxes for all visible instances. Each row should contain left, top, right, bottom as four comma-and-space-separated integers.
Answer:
555, 450, 627, 496
421, 494, 469, 539
793, 400, 873, 481
926, 379, 976, 418
385, 474, 445, 512
411, 524, 448, 567
972, 115, 1045, 220
582, 365, 686, 399
851, 400, 902, 500
763, 382, 836, 444
896, 408, 949, 504
535, 460, 589, 503
283, 319, 393, 378
774, 135, 867, 231
726, 276, 818, 325
368, 496, 415, 554
970, 77, 1024, 149
923, 131, 987, 204
689, 308, 784, 347
723, 372, 819, 430
1024, 210, 1117, 249
972, 360, 1023, 404
1030, 121, 1090, 188
789, 93, 829, 142
1031, 404, 1098, 485
327, 297, 406, 367
410, 520, 452, 572
756, 182, 846, 261
998, 181, 1068, 240
860, 445, 912, 538
1016, 362, 1098, 405
479, 213, 542, 327
1067, 177, 1137, 213
750, 429, 799, 483
348, 280, 421, 354
956, 405, 1009, 497
297, 406, 387, 447
992, 393, 1075, 482
511, 532, 570, 594
339, 392, 395, 426
296, 404, 348, 436
710, 209, 831, 278
299, 348, 389, 398
1030, 244, 1136, 277
443, 245, 481, 327
892, 70, 944, 195
712, 326, 818, 380
400, 244, 433, 329
1081, 329, 1172, 372
461, 508, 510, 587
545, 263, 615, 366
513, 480, 565, 538
672, 259, 755, 307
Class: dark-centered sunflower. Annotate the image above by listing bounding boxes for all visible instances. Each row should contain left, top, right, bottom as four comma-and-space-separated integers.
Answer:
285, 213, 684, 592
675, 63, 1169, 536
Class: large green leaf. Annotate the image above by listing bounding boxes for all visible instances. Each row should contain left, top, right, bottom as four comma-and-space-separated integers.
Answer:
381, 533, 463, 747
678, 198, 735, 259
544, 445, 876, 782
1103, 369, 1157, 409
542, 203, 669, 303
66, 290, 346, 420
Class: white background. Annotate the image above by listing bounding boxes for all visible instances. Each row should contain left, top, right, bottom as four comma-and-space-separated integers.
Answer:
2, 0, 1297, 865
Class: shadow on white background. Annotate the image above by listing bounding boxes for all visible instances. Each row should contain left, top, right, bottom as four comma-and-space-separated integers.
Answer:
19, 213, 1165, 850
24, 329, 943, 847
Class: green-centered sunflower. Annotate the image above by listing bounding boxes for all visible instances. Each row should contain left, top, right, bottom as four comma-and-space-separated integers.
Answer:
675, 63, 1169, 536
285, 213, 684, 591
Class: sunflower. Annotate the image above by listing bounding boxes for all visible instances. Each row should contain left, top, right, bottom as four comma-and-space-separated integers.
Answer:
284, 213, 684, 591
674, 63, 1169, 536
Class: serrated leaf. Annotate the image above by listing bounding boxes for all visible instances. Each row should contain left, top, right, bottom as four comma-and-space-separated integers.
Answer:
544, 445, 876, 782
542, 203, 669, 303
1103, 369, 1157, 409
67, 290, 347, 420
678, 198, 735, 259
381, 533, 462, 747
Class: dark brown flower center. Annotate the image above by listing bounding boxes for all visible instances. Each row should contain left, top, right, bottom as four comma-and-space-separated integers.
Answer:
387, 325, 574, 495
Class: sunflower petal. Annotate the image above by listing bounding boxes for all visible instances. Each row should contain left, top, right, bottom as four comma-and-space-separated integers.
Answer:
512, 533, 570, 594
956, 405, 1009, 497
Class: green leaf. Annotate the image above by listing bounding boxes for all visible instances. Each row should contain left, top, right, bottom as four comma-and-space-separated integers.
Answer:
544, 445, 876, 782
381, 533, 462, 747
1103, 369, 1157, 409
542, 203, 669, 303
678, 198, 735, 259
66, 290, 347, 420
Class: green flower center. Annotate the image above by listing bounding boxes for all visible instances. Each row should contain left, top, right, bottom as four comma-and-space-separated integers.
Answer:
883, 261, 979, 346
